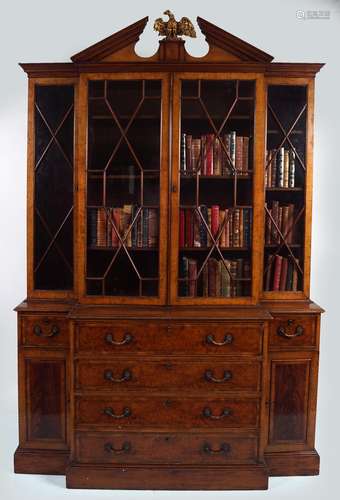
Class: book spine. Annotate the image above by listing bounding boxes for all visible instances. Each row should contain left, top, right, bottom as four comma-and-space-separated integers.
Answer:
292, 259, 299, 291
289, 150, 296, 188
287, 204, 295, 244
282, 205, 289, 241
97, 208, 107, 247
265, 255, 273, 291
207, 208, 212, 245
224, 209, 229, 248
266, 150, 272, 188
216, 260, 222, 297
193, 210, 201, 247
211, 205, 220, 240
242, 136, 249, 173
188, 259, 197, 296
279, 257, 288, 291
236, 258, 243, 296
243, 208, 250, 247
273, 255, 283, 291
137, 209, 143, 248
283, 149, 290, 188
220, 210, 226, 247
239, 209, 244, 247
181, 133, 186, 174
230, 131, 236, 169
235, 136, 243, 173
142, 208, 148, 247
201, 135, 206, 175
230, 260, 238, 297
233, 208, 240, 247
205, 134, 214, 176
277, 147, 285, 187
191, 138, 201, 175
208, 258, 216, 297
213, 136, 222, 175
265, 207, 272, 245
181, 256, 189, 296
131, 205, 137, 247
199, 206, 208, 247
202, 263, 209, 296
286, 258, 294, 290
272, 201, 279, 243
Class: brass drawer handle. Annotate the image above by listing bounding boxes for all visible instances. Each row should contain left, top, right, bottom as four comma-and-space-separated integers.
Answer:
33, 324, 59, 338
202, 407, 232, 419
104, 441, 131, 454
104, 369, 131, 383
103, 407, 131, 419
205, 370, 232, 383
277, 320, 304, 339
105, 332, 133, 346
202, 442, 231, 455
206, 334, 234, 346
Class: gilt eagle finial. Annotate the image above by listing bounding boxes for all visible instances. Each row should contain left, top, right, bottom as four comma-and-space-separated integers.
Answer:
153, 10, 196, 40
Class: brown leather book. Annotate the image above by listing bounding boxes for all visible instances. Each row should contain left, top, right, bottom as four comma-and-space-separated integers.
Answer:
242, 137, 249, 173
112, 207, 121, 247
273, 255, 283, 291
148, 208, 158, 248
233, 208, 240, 247
281, 205, 289, 242
188, 258, 197, 297
235, 136, 243, 172
97, 208, 107, 247
213, 136, 222, 175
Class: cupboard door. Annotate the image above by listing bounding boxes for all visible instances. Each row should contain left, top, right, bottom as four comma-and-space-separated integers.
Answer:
170, 74, 264, 304
262, 81, 313, 299
84, 75, 169, 303
20, 354, 68, 449
32, 83, 75, 293
268, 353, 318, 450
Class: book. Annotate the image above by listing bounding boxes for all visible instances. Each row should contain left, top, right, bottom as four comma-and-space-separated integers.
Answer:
191, 138, 201, 174
97, 208, 107, 247
213, 136, 222, 175
242, 136, 249, 173
235, 136, 243, 172
211, 205, 220, 240
279, 257, 289, 291
273, 255, 283, 291
289, 150, 296, 188
185, 134, 192, 174
277, 147, 285, 187
188, 258, 197, 296
205, 134, 214, 175
283, 149, 290, 188
181, 133, 186, 174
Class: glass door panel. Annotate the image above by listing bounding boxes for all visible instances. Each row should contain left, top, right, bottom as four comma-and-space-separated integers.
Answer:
177, 79, 255, 298
85, 79, 163, 298
263, 85, 307, 293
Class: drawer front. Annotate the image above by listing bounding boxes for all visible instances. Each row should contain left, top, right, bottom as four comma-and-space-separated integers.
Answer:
76, 432, 258, 465
269, 316, 316, 348
75, 359, 261, 393
21, 315, 69, 347
76, 396, 259, 429
75, 322, 263, 355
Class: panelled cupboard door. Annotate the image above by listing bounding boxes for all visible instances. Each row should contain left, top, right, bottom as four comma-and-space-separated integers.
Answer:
18, 351, 68, 450
170, 73, 265, 305
77, 74, 169, 304
267, 352, 319, 452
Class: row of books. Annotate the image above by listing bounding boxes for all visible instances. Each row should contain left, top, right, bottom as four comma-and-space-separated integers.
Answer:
88, 206, 158, 248
265, 202, 295, 245
180, 257, 251, 297
180, 206, 252, 248
265, 148, 297, 188
181, 132, 250, 176
264, 254, 299, 291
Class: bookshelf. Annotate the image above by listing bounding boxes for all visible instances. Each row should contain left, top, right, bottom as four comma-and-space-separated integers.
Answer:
15, 12, 324, 491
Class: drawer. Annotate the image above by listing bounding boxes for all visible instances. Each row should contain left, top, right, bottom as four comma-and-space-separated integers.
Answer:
269, 315, 317, 348
75, 322, 263, 355
21, 315, 69, 347
75, 396, 259, 429
75, 358, 261, 393
75, 432, 258, 465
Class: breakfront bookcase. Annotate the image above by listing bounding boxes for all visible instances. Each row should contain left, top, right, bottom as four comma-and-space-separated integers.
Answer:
15, 13, 324, 490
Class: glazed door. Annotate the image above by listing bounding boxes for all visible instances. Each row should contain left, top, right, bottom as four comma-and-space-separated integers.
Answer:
170, 73, 265, 304
78, 74, 169, 304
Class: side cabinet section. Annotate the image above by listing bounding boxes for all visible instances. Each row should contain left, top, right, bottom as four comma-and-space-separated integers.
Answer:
14, 312, 70, 474
264, 313, 321, 476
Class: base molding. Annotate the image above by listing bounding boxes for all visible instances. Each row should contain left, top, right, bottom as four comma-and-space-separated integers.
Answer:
14, 447, 69, 475
264, 449, 320, 476
66, 463, 269, 490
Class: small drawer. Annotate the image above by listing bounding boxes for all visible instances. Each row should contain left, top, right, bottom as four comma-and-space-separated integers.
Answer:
75, 396, 259, 429
21, 315, 69, 347
269, 315, 317, 348
75, 358, 261, 393
75, 321, 263, 355
75, 432, 258, 465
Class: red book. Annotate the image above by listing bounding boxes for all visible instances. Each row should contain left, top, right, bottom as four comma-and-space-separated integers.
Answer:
185, 209, 194, 247
179, 209, 185, 248
279, 257, 288, 291
205, 134, 214, 175
273, 255, 283, 291
211, 205, 220, 240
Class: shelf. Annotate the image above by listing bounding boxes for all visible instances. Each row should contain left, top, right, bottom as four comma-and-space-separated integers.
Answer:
265, 244, 301, 248
266, 187, 303, 192
180, 247, 250, 251
88, 246, 158, 251
88, 173, 160, 180
180, 173, 252, 179
87, 205, 159, 209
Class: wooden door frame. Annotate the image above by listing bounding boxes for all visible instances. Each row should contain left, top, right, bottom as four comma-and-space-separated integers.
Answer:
75, 72, 170, 305
169, 72, 266, 306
